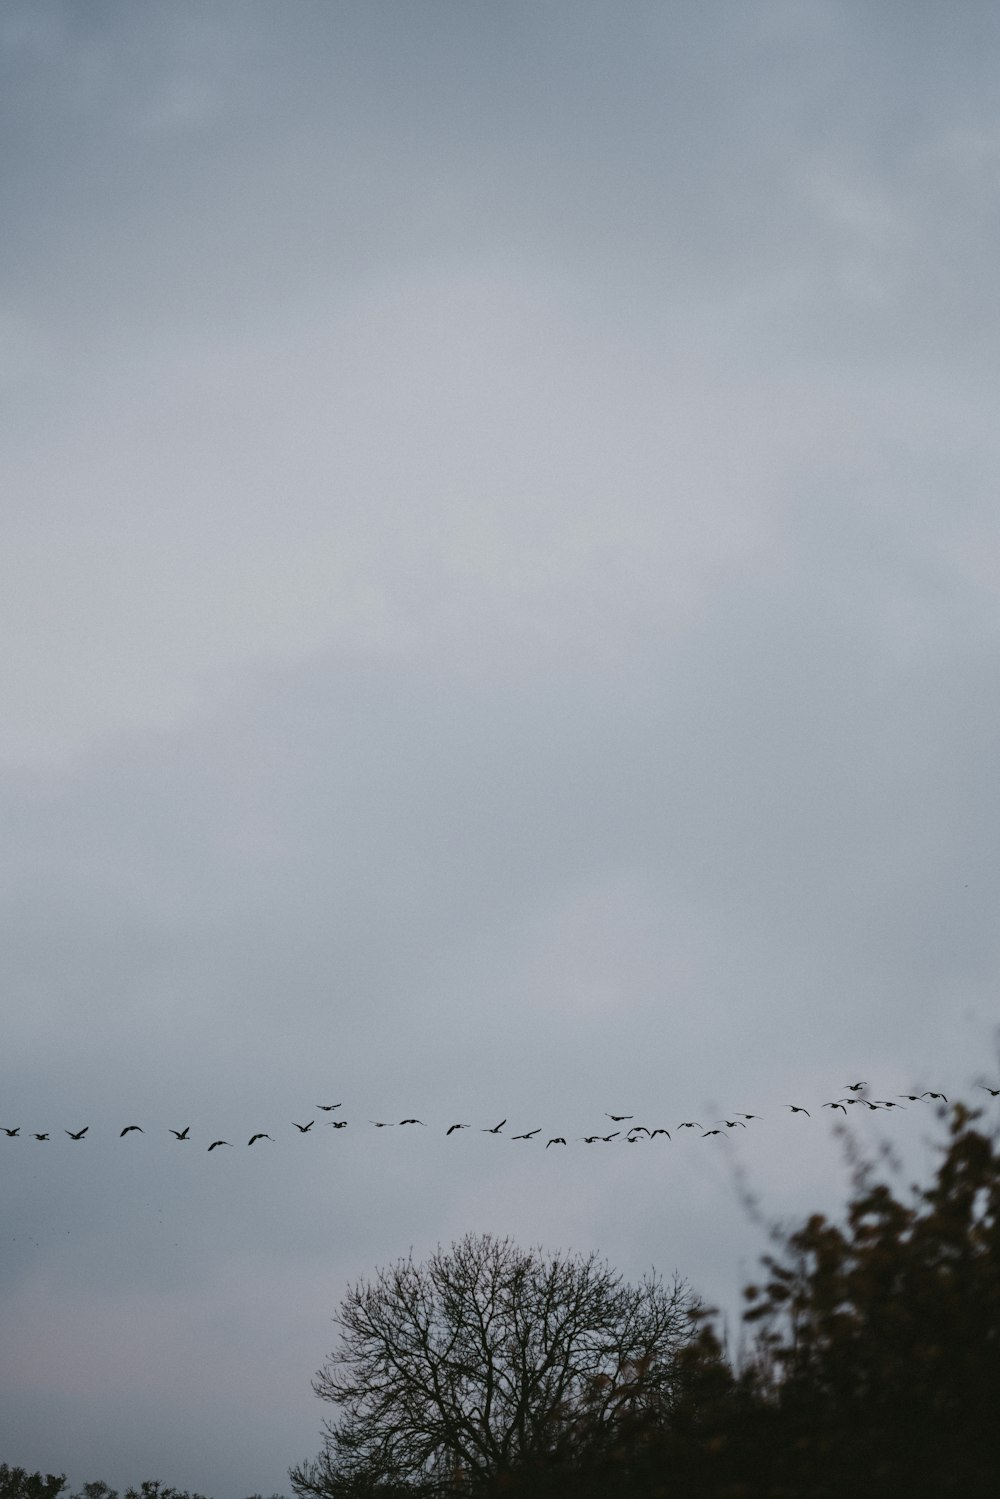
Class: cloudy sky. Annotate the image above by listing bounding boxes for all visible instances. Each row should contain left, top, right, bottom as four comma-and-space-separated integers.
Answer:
3, 1, 1000, 1494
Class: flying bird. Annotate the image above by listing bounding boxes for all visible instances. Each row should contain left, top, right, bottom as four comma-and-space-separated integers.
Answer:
120, 1125, 143, 1136
978, 1085, 1000, 1097
580, 1135, 601, 1143
2, 1127, 19, 1137
316, 1104, 342, 1111
720, 1119, 746, 1129
327, 1120, 348, 1129
207, 1140, 232, 1151
65, 1128, 88, 1139
369, 1120, 394, 1128
292, 1121, 315, 1132
898, 1094, 924, 1102
399, 1118, 425, 1125
512, 1129, 541, 1139
601, 1132, 620, 1142
737, 1113, 762, 1121
650, 1128, 671, 1139
922, 1091, 948, 1102
248, 1134, 273, 1145
483, 1119, 507, 1133
786, 1105, 810, 1116
822, 1102, 847, 1113
546, 1137, 566, 1147
33, 1133, 49, 1141
446, 1124, 469, 1135
677, 1122, 702, 1130
628, 1126, 651, 1136
702, 1129, 723, 1137
606, 1113, 633, 1121
843, 1082, 868, 1092
169, 1127, 190, 1140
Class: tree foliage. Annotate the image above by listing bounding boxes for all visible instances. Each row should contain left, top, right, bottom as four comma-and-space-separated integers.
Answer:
290, 1232, 699, 1498
0, 1469, 281, 1499
737, 1100, 1000, 1494
0, 1468, 68, 1499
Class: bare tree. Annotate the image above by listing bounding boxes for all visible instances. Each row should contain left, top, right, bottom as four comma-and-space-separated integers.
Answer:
290, 1231, 700, 1497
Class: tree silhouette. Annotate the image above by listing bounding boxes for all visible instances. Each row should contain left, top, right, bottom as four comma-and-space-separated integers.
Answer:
736, 1100, 1000, 1494
290, 1232, 699, 1498
0, 1468, 67, 1499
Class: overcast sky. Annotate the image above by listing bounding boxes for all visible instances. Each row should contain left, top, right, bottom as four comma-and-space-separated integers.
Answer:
3, 2, 1000, 1495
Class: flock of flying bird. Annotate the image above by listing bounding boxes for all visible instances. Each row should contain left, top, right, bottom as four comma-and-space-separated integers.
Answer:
3, 1084, 996, 1151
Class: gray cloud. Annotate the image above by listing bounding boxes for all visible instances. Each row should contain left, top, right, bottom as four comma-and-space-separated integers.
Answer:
3, 3, 1000, 1497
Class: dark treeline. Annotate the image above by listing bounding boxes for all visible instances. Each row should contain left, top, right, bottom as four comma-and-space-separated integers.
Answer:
8, 1099, 1000, 1499
0, 1475, 283, 1499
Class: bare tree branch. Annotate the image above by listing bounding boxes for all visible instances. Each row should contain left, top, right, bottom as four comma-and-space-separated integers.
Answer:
293, 1232, 699, 1496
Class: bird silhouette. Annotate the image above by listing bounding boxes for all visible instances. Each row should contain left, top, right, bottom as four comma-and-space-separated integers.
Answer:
978, 1085, 1000, 1097
2, 1127, 19, 1137
21, 1069, 965, 1163
370, 1120, 393, 1127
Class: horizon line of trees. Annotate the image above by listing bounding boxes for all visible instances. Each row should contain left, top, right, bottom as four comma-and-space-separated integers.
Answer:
7, 1095, 1000, 1498
0, 1473, 284, 1499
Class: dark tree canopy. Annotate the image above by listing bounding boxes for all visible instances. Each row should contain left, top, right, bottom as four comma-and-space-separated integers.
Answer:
0, 1469, 68, 1499
737, 1100, 1000, 1493
0, 1467, 284, 1499
290, 1232, 699, 1498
